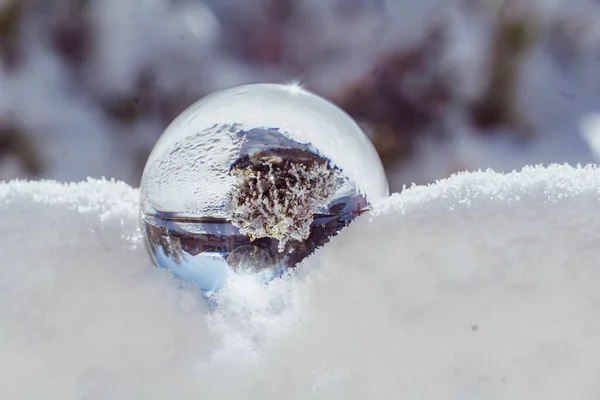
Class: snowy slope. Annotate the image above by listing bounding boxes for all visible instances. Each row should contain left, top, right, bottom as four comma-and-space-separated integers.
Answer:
2, 165, 600, 399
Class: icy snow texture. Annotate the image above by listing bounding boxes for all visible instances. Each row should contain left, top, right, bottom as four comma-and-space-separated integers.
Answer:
229, 154, 338, 248
2, 165, 600, 399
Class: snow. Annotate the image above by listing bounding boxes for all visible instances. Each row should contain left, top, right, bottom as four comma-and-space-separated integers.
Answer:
2, 164, 600, 399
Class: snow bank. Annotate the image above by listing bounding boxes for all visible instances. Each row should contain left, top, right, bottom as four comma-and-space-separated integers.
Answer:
2, 165, 600, 399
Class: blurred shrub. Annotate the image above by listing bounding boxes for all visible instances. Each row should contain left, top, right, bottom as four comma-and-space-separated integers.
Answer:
337, 23, 451, 168
0, 0, 593, 185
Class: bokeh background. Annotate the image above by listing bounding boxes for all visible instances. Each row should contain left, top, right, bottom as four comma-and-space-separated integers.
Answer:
1, 0, 600, 192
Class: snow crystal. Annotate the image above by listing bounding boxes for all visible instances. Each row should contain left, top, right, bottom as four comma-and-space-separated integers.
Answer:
2, 164, 600, 399
229, 149, 339, 249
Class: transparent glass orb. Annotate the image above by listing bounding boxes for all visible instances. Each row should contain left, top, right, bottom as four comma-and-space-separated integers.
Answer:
140, 83, 388, 293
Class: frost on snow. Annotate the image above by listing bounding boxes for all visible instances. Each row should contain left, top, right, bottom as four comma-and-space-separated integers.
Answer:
228, 148, 338, 250
2, 165, 600, 399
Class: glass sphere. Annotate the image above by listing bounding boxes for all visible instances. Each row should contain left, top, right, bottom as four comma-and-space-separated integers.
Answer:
140, 83, 388, 293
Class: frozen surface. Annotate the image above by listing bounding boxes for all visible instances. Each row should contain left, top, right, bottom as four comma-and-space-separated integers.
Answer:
2, 165, 600, 399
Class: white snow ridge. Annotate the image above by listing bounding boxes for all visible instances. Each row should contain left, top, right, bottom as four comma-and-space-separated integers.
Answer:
2, 165, 600, 399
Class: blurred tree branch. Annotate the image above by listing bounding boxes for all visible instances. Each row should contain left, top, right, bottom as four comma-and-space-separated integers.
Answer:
470, 0, 536, 137
0, 123, 44, 176
50, 0, 91, 68
0, 0, 23, 69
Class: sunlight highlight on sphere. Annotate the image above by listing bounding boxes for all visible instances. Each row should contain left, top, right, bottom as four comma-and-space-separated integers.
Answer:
286, 80, 303, 94
139, 83, 388, 292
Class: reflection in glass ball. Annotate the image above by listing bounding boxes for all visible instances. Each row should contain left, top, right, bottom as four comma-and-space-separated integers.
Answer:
140, 83, 388, 294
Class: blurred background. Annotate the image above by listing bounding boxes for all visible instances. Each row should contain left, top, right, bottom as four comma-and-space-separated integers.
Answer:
1, 0, 600, 192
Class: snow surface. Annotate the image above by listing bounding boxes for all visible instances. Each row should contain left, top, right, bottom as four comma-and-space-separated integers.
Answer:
2, 165, 600, 399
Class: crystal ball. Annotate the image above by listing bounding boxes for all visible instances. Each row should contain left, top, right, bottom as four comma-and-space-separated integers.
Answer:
140, 83, 388, 292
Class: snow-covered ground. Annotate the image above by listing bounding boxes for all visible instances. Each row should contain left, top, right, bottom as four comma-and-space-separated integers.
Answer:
2, 164, 600, 399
